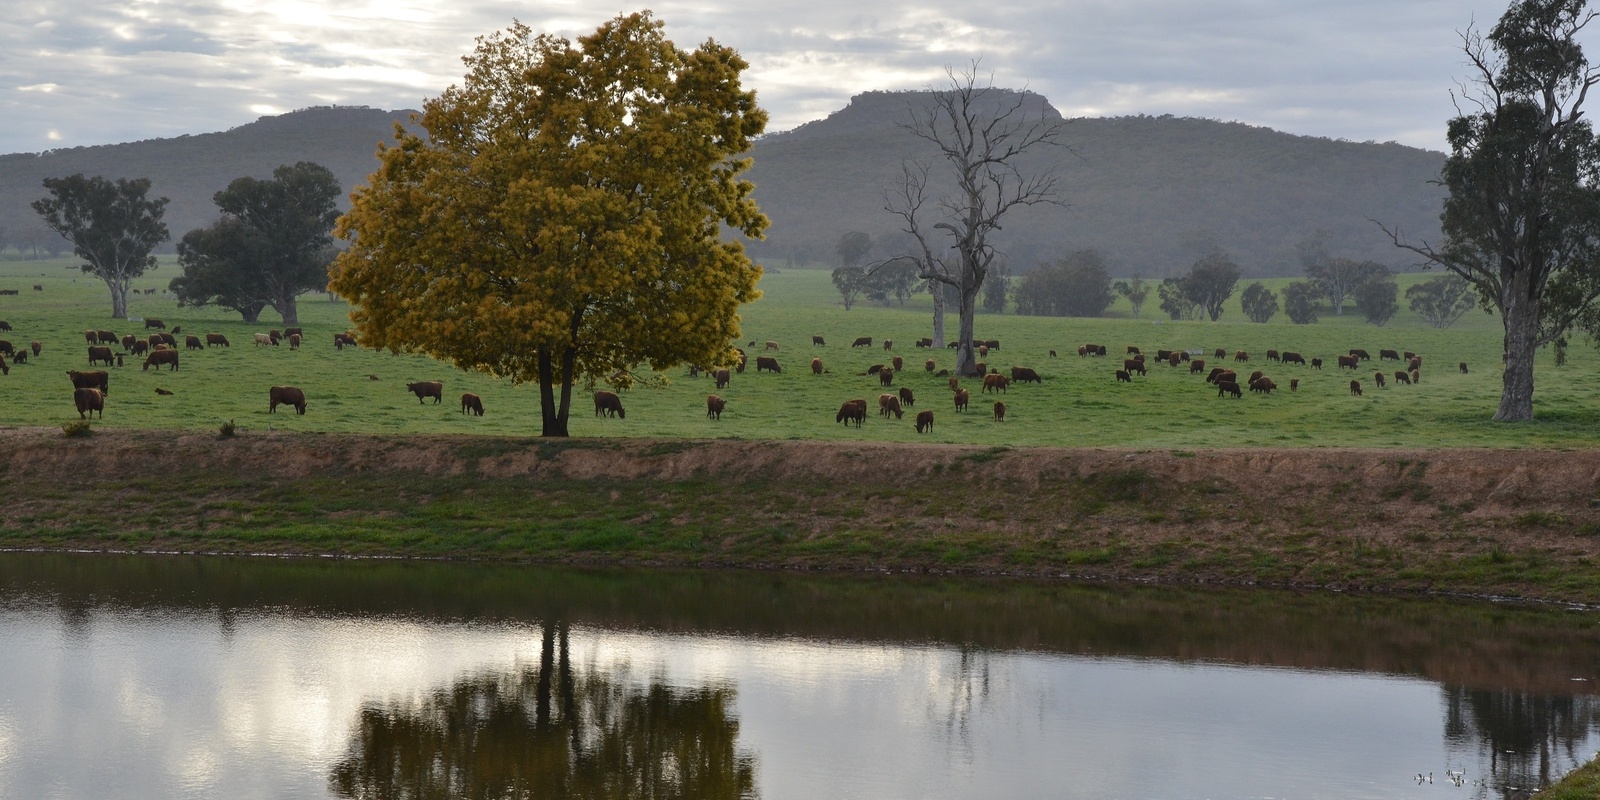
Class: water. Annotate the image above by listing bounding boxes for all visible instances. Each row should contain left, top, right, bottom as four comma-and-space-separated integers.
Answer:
0, 553, 1596, 799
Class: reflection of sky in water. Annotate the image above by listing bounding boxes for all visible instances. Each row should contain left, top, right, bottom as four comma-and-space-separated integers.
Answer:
0, 606, 1595, 800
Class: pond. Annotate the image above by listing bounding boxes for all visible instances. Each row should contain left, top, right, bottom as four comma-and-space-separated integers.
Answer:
0, 553, 1596, 799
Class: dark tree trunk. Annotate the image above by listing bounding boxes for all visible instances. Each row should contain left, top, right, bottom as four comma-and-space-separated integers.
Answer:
238, 304, 264, 324
955, 273, 980, 377
278, 294, 299, 325
1496, 274, 1539, 421
538, 348, 568, 437
930, 281, 946, 348
105, 276, 128, 319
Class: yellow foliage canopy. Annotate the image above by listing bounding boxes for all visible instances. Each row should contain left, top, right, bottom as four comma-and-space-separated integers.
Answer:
330, 12, 766, 434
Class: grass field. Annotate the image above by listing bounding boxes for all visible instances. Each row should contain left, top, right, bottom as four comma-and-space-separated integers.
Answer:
0, 256, 1593, 448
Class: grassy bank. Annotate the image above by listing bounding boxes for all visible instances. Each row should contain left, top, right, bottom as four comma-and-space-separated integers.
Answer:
6, 429, 1600, 605
1538, 759, 1600, 799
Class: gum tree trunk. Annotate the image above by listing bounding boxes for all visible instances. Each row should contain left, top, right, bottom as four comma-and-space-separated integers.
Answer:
1496, 273, 1539, 421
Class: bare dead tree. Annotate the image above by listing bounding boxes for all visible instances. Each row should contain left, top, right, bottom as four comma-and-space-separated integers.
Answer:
884, 63, 1067, 376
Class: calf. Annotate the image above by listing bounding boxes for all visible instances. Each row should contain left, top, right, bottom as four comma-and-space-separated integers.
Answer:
9, 351, 23, 364
978, 345, 989, 357
1010, 366, 1041, 383
30, 341, 40, 357
948, 376, 960, 391
1459, 362, 1469, 374
142, 350, 179, 371
74, 387, 105, 419
1049, 350, 1057, 357
1350, 380, 1363, 396
812, 335, 825, 346
884, 339, 894, 350
899, 387, 915, 407
269, 385, 307, 414
1404, 351, 1417, 361
1311, 357, 1323, 370
185, 335, 203, 350
88, 346, 115, 366
406, 381, 444, 403
879, 393, 904, 419
954, 388, 970, 411
269, 329, 283, 345
1290, 378, 1299, 392
1374, 371, 1386, 388
67, 370, 109, 395
915, 410, 934, 433
756, 355, 781, 373
130, 341, 149, 356
706, 394, 725, 420
715, 368, 731, 389
594, 390, 626, 418
811, 358, 824, 375
993, 401, 1006, 422
836, 398, 867, 428
852, 337, 873, 348
461, 393, 484, 416
1411, 369, 1421, 385
1116, 369, 1132, 383
0, 322, 9, 332
1167, 352, 1182, 367
206, 333, 230, 347
334, 332, 357, 349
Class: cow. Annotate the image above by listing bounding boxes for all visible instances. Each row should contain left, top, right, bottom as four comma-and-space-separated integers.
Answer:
1337, 355, 1360, 370
1266, 349, 1280, 362
1123, 358, 1146, 377
1248, 370, 1264, 384
1311, 358, 1323, 370
715, 368, 731, 389
879, 393, 904, 419
974, 361, 986, 375
1215, 370, 1237, 385
892, 356, 904, 371
0, 341, 11, 357
706, 394, 726, 420
96, 330, 117, 345
595, 390, 626, 418
269, 385, 307, 415
1214, 348, 1227, 359
0, 354, 7, 374
1281, 351, 1306, 366
1404, 350, 1417, 361
269, 329, 283, 344
334, 332, 357, 349
983, 339, 1000, 351
982, 373, 1009, 393
126, 341, 144, 357
1116, 370, 1132, 383
284, 327, 303, 338
1234, 350, 1249, 362
1217, 380, 1242, 398
67, 370, 109, 395
1011, 366, 1041, 384
836, 399, 866, 428
1380, 349, 1401, 361
1250, 377, 1275, 394
954, 388, 970, 411
154, 333, 176, 347
916, 338, 933, 348
852, 337, 873, 348
925, 359, 936, 372
1290, 378, 1299, 392
0, 322, 9, 333
407, 381, 444, 404
899, 387, 915, 407
1077, 346, 1089, 357
461, 393, 484, 416
142, 350, 179, 371
1459, 362, 1469, 374
88, 346, 115, 366
756, 356, 781, 374
1190, 359, 1207, 374
915, 410, 934, 433
8, 351, 22, 365
254, 333, 273, 346
1206, 367, 1226, 383
812, 335, 825, 346
992, 401, 1006, 422
1096, 345, 1109, 356
1128, 346, 1142, 355
155, 388, 173, 396
1395, 370, 1411, 385
84, 331, 97, 346
978, 345, 989, 357
1407, 357, 1422, 372
1350, 348, 1371, 361
879, 369, 895, 387
1350, 380, 1363, 396
765, 340, 779, 351
185, 335, 203, 350
948, 376, 960, 391
74, 387, 105, 419
30, 341, 40, 357
811, 358, 824, 375
1411, 369, 1421, 385
1167, 352, 1182, 367
1374, 371, 1387, 388
883, 339, 894, 350
1049, 350, 1057, 357
206, 334, 230, 347
144, 318, 165, 329
288, 333, 301, 350
121, 334, 137, 351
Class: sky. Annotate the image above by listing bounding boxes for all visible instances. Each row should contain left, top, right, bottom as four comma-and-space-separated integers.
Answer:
0, 0, 1521, 156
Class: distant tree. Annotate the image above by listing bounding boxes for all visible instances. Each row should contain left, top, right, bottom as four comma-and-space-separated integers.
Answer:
1406, 274, 1478, 329
1282, 281, 1322, 324
1305, 257, 1388, 316
1113, 275, 1150, 318
835, 231, 872, 267
1157, 277, 1199, 320
832, 265, 867, 310
886, 64, 1065, 376
1240, 282, 1279, 323
981, 260, 1011, 313
1353, 271, 1399, 325
32, 174, 169, 318
1012, 250, 1113, 317
1182, 250, 1241, 321
862, 258, 920, 306
173, 162, 341, 324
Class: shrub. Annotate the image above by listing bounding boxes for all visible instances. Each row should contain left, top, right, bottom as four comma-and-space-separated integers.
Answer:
61, 420, 93, 438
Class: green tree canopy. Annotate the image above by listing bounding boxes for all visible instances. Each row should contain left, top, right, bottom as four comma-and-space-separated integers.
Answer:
1406, 274, 1479, 329
1354, 271, 1399, 325
1182, 250, 1241, 321
832, 265, 867, 310
329, 13, 767, 436
1282, 281, 1322, 324
32, 174, 169, 318
173, 161, 340, 324
1240, 282, 1279, 323
1012, 250, 1113, 317
1113, 275, 1150, 318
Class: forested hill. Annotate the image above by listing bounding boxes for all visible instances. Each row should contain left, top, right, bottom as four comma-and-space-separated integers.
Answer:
0, 96, 1446, 276
0, 106, 418, 252
745, 90, 1447, 277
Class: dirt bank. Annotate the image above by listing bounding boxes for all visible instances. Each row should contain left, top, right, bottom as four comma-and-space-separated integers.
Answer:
4, 428, 1600, 603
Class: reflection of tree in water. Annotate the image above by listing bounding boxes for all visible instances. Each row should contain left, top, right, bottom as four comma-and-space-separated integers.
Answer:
1444, 686, 1600, 797
329, 621, 757, 799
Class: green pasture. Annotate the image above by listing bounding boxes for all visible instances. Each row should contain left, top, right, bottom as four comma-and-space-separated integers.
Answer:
0, 258, 1593, 448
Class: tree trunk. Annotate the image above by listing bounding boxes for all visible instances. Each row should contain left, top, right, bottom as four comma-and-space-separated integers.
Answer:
538, 347, 568, 437
278, 293, 299, 325
1495, 276, 1539, 421
930, 280, 946, 348
955, 275, 980, 377
106, 275, 127, 319
238, 304, 264, 323
557, 345, 575, 433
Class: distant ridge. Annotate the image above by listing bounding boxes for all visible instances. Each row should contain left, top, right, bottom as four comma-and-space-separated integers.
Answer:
0, 94, 1445, 276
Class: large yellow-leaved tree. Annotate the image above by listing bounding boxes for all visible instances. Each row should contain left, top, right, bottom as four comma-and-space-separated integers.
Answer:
330, 12, 767, 436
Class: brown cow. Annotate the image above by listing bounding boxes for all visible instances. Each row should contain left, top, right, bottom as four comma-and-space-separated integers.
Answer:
1350, 348, 1371, 361
811, 358, 824, 375
916, 338, 933, 348
1411, 369, 1421, 385
1217, 380, 1242, 398
883, 339, 894, 350
765, 340, 779, 351
1248, 370, 1264, 384
1190, 359, 1207, 374
1011, 366, 1041, 383
0, 341, 11, 357
269, 329, 283, 344
142, 350, 179, 370
1281, 351, 1306, 366
1234, 350, 1249, 362
206, 334, 230, 347
1337, 355, 1359, 370
1214, 347, 1227, 359
130, 341, 149, 356
0, 321, 9, 332
30, 341, 41, 357
269, 385, 307, 414
1407, 357, 1422, 372
96, 330, 117, 345
925, 359, 936, 372
915, 410, 934, 433
852, 337, 872, 348
756, 356, 781, 373
899, 387, 915, 407
1404, 350, 1417, 361
706, 394, 726, 420
1077, 346, 1089, 357
954, 388, 970, 411
154, 387, 173, 396
948, 376, 960, 391
88, 346, 115, 366
1350, 380, 1363, 396
84, 330, 97, 345
1116, 370, 1131, 382
1459, 362, 1469, 374
120, 334, 136, 351
1266, 349, 1280, 362
867, 364, 885, 375
878, 393, 904, 419
1249, 377, 1275, 394
715, 368, 731, 389
185, 335, 203, 350
879, 369, 894, 387
0, 354, 7, 374
1380, 349, 1401, 361
461, 393, 484, 416
1049, 350, 1057, 357
812, 335, 825, 346
1128, 346, 1142, 355
144, 318, 165, 329
1290, 378, 1299, 392
67, 370, 108, 395
836, 398, 867, 427
978, 345, 989, 357
74, 387, 104, 419
892, 355, 904, 371
1311, 358, 1323, 369
1395, 370, 1411, 385
1374, 371, 1386, 388
289, 333, 301, 350
334, 332, 357, 349
284, 327, 302, 338
982, 374, 1009, 393
407, 381, 443, 403
975, 362, 986, 375
594, 390, 626, 418
993, 401, 1006, 422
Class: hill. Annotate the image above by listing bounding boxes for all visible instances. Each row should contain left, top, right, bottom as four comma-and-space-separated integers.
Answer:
0, 95, 1447, 276
745, 90, 1446, 276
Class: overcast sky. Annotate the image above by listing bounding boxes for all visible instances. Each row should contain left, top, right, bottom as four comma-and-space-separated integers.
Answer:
0, 0, 1520, 156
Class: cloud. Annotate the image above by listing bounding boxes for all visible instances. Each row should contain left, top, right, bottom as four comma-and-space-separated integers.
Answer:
0, 0, 1495, 155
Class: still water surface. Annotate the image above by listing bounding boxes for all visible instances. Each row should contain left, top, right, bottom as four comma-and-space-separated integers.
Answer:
0, 553, 1597, 799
